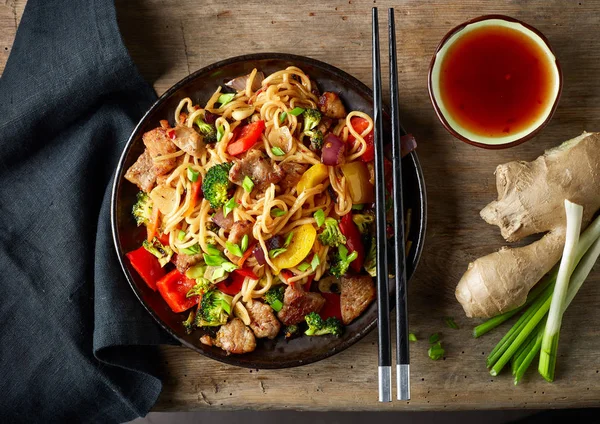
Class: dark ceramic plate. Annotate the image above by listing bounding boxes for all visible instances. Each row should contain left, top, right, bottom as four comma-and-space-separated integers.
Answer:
111, 53, 426, 369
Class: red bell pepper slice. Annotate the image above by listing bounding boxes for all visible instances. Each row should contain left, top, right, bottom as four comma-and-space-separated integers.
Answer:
347, 117, 374, 162
126, 246, 166, 291
226, 120, 265, 156
320, 292, 343, 321
233, 267, 259, 280
184, 179, 203, 217
339, 213, 365, 273
156, 269, 199, 313
216, 268, 256, 296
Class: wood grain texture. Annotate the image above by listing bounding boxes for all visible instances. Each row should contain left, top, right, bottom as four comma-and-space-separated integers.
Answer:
4, 0, 600, 411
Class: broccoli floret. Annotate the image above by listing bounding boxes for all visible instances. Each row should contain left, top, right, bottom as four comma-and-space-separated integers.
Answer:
132, 191, 153, 226
186, 277, 212, 298
202, 163, 233, 209
142, 237, 173, 267
304, 312, 343, 337
330, 245, 358, 278
264, 286, 285, 312
182, 310, 195, 334
303, 108, 322, 132
305, 129, 324, 151
284, 324, 299, 339
364, 236, 376, 277
195, 117, 217, 143
352, 211, 375, 235
195, 290, 233, 327
318, 217, 347, 247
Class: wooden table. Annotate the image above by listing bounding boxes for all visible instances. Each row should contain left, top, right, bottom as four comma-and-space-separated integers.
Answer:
3, 0, 599, 412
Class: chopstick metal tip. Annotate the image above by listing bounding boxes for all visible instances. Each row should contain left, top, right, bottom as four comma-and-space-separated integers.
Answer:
378, 365, 392, 402
397, 364, 411, 400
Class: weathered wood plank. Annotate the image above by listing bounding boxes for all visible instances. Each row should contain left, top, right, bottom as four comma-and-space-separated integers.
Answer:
3, 0, 599, 411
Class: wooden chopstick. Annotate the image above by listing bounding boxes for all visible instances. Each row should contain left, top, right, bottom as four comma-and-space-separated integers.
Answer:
388, 7, 411, 401
372, 6, 392, 403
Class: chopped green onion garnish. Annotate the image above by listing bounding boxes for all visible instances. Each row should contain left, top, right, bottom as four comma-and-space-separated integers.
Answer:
221, 261, 239, 272
284, 232, 294, 247
271, 147, 285, 156
226, 241, 243, 257
444, 317, 459, 330
314, 209, 325, 227
428, 333, 440, 344
211, 267, 226, 280
242, 176, 254, 193
297, 262, 311, 272
289, 107, 305, 116
178, 230, 186, 241
205, 244, 221, 256
271, 208, 287, 217
269, 248, 287, 258
241, 234, 249, 253
216, 125, 225, 142
204, 253, 226, 266
310, 254, 320, 271
223, 197, 237, 218
181, 244, 200, 255
279, 111, 287, 123
351, 204, 364, 211
409, 333, 418, 342
217, 93, 235, 106
428, 342, 445, 360
187, 167, 199, 182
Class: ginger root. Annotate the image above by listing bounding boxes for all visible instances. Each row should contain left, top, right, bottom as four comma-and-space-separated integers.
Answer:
456, 132, 600, 318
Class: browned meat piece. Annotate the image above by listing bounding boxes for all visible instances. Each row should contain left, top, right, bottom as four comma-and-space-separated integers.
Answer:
172, 124, 205, 157
278, 283, 326, 325
214, 318, 256, 354
200, 334, 213, 346
340, 275, 376, 325
227, 220, 253, 245
318, 92, 347, 119
125, 149, 158, 192
142, 127, 177, 175
279, 161, 308, 191
175, 253, 203, 274
247, 301, 281, 339
211, 208, 234, 230
229, 149, 284, 191
317, 117, 333, 135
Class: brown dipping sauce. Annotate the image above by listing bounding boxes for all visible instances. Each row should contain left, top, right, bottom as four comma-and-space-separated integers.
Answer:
438, 24, 556, 138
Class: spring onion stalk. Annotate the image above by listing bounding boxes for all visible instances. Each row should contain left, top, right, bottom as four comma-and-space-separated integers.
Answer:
512, 323, 540, 375
539, 200, 583, 382
514, 327, 544, 385
563, 236, 600, 311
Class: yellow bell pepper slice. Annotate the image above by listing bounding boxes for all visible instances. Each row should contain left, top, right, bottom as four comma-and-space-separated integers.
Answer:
272, 224, 317, 270
296, 163, 328, 193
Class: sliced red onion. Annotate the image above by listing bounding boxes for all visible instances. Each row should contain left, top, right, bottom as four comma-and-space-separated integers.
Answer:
204, 110, 217, 125
400, 134, 417, 158
252, 245, 266, 265
225, 71, 265, 92
321, 133, 346, 166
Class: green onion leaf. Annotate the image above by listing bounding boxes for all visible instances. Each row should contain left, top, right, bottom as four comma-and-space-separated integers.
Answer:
279, 111, 287, 123
428, 333, 440, 344
314, 209, 325, 227
181, 244, 200, 255
226, 241, 243, 257
211, 267, 226, 281
409, 333, 418, 342
205, 244, 221, 256
221, 261, 239, 272
178, 230, 186, 241
187, 167, 199, 182
311, 254, 320, 271
270, 208, 287, 217
289, 107, 305, 116
297, 262, 311, 272
204, 253, 226, 266
351, 204, 364, 211
217, 93, 235, 106
271, 147, 285, 156
216, 125, 225, 142
241, 234, 249, 253
223, 197, 237, 218
269, 248, 287, 258
428, 342, 445, 360
242, 176, 254, 193
284, 232, 294, 247
444, 317, 459, 330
